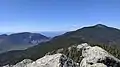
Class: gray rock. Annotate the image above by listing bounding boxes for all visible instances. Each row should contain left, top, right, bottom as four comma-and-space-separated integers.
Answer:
79, 44, 120, 67
3, 53, 78, 67
3, 59, 33, 67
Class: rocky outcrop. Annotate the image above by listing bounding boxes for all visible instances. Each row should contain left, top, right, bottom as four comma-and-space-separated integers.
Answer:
3, 59, 33, 67
28, 53, 79, 67
78, 43, 120, 67
3, 53, 78, 67
3, 43, 120, 67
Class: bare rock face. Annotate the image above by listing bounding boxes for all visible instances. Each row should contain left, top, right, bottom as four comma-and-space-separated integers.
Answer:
3, 59, 33, 67
3, 53, 78, 67
79, 43, 120, 67
27, 53, 78, 67
77, 43, 89, 49
13, 59, 33, 67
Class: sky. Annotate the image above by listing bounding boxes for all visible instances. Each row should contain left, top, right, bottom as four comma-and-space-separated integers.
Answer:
0, 0, 120, 32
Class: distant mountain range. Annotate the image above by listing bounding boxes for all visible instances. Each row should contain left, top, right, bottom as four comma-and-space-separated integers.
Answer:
0, 24, 120, 66
0, 31, 66, 38
0, 32, 49, 53
41, 31, 66, 37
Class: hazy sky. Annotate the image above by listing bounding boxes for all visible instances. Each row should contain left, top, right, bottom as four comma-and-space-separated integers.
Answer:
0, 0, 120, 32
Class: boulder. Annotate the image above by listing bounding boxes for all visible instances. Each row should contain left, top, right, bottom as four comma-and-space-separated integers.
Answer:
3, 53, 78, 67
79, 44, 120, 67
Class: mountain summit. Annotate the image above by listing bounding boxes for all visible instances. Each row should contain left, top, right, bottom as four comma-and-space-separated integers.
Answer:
94, 24, 108, 28
69, 24, 120, 46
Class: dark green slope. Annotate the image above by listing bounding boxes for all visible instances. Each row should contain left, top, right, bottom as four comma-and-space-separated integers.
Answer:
0, 24, 120, 66
64, 24, 120, 45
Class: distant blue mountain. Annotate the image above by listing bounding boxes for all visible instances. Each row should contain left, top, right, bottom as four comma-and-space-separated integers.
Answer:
40, 31, 66, 37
